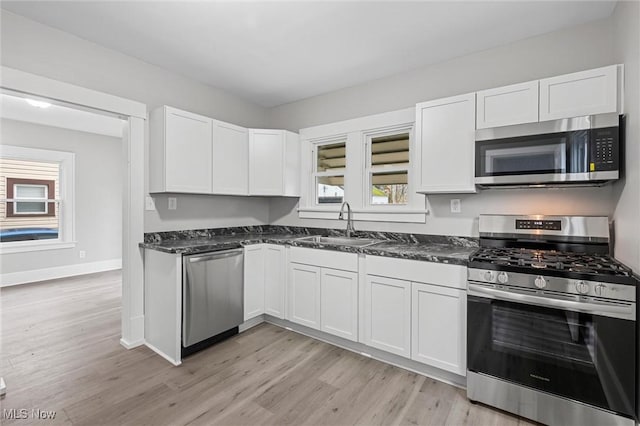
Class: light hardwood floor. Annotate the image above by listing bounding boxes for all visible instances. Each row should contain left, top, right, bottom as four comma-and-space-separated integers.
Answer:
0, 271, 534, 426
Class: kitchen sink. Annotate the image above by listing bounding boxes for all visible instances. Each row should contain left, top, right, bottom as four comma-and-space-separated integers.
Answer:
295, 235, 383, 247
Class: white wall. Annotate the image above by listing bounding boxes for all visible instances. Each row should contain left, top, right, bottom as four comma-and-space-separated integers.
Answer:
3, 9, 637, 271
267, 17, 615, 131
267, 15, 637, 265
611, 1, 640, 273
0, 10, 272, 233
0, 118, 122, 274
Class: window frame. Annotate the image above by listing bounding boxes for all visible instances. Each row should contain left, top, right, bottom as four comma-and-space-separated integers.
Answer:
7, 178, 56, 217
312, 138, 347, 207
298, 107, 426, 223
363, 126, 413, 209
1, 146, 76, 254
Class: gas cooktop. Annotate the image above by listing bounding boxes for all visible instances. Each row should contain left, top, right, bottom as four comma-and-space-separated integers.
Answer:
469, 247, 635, 285
470, 247, 631, 276
469, 215, 638, 286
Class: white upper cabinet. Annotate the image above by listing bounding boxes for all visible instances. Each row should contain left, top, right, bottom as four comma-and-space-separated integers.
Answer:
415, 93, 476, 194
539, 65, 620, 121
411, 282, 466, 375
150, 106, 299, 197
249, 129, 300, 196
150, 106, 213, 194
212, 120, 249, 195
476, 80, 539, 129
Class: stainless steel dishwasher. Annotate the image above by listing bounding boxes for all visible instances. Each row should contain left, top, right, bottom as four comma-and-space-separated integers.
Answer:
182, 248, 244, 356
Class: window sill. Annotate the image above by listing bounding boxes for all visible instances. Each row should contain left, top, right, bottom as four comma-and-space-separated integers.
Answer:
0, 241, 77, 254
298, 207, 427, 223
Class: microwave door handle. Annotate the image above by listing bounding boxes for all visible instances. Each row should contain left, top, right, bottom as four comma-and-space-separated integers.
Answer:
468, 284, 635, 321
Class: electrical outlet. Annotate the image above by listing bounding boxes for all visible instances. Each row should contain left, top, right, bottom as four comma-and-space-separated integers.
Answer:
145, 196, 156, 211
79, 250, 86, 259
450, 199, 461, 213
168, 197, 177, 210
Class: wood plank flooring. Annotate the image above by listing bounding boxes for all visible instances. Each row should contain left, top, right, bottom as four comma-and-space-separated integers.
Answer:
0, 271, 534, 426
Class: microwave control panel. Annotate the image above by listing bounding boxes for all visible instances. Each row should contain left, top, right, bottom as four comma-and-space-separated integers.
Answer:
590, 127, 619, 171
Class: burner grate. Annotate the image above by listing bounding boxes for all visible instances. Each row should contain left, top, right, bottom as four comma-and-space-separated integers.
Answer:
471, 247, 632, 278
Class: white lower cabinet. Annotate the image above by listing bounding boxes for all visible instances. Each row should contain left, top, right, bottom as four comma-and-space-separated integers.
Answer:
244, 244, 286, 321
243, 248, 467, 377
288, 262, 322, 329
264, 245, 286, 319
320, 268, 358, 342
244, 245, 265, 321
363, 275, 411, 358
411, 282, 466, 375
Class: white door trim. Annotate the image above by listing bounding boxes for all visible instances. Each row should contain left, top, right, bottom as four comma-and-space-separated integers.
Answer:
1, 66, 147, 348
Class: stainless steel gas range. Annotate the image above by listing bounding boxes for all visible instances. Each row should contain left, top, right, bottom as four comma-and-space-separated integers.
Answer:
467, 215, 637, 426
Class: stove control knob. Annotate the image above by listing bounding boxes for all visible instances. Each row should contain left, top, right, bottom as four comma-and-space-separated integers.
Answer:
497, 272, 509, 284
484, 271, 495, 282
534, 276, 547, 289
575, 281, 590, 295
594, 284, 606, 297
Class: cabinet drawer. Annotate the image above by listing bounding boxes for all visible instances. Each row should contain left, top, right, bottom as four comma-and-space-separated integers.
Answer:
365, 255, 466, 289
289, 247, 358, 272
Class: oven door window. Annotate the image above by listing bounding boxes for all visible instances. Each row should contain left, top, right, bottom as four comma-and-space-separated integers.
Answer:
475, 130, 589, 177
467, 296, 636, 418
492, 305, 595, 365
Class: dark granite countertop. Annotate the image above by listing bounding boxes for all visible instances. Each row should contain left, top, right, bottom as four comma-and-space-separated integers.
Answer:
140, 226, 478, 266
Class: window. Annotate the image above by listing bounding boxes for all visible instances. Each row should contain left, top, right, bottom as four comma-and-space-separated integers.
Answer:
367, 132, 410, 205
1, 146, 74, 252
314, 140, 346, 205
7, 178, 56, 217
299, 107, 425, 222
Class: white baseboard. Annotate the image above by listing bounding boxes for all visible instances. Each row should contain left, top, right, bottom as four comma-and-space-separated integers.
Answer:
264, 316, 466, 389
239, 314, 265, 332
145, 341, 181, 366
120, 336, 145, 349
0, 258, 122, 287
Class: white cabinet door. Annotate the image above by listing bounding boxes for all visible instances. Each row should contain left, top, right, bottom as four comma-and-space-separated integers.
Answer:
244, 245, 265, 321
212, 121, 249, 195
411, 282, 466, 375
320, 268, 358, 342
288, 262, 321, 329
539, 65, 619, 121
364, 275, 411, 358
283, 131, 301, 197
476, 80, 539, 129
249, 129, 284, 195
415, 93, 476, 193
164, 107, 213, 193
264, 244, 286, 319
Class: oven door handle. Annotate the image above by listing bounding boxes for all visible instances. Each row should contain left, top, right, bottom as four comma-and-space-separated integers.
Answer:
468, 283, 636, 321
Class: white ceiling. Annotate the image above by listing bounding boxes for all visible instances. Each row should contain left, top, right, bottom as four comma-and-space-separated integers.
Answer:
2, 1, 617, 107
1, 93, 125, 138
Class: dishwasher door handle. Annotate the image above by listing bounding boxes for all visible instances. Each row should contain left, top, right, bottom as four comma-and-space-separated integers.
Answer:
187, 249, 243, 263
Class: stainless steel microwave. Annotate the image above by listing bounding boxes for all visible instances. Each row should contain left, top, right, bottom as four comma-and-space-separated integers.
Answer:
475, 113, 620, 188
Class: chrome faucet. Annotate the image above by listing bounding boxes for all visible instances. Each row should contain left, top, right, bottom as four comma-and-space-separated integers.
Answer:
338, 201, 355, 238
